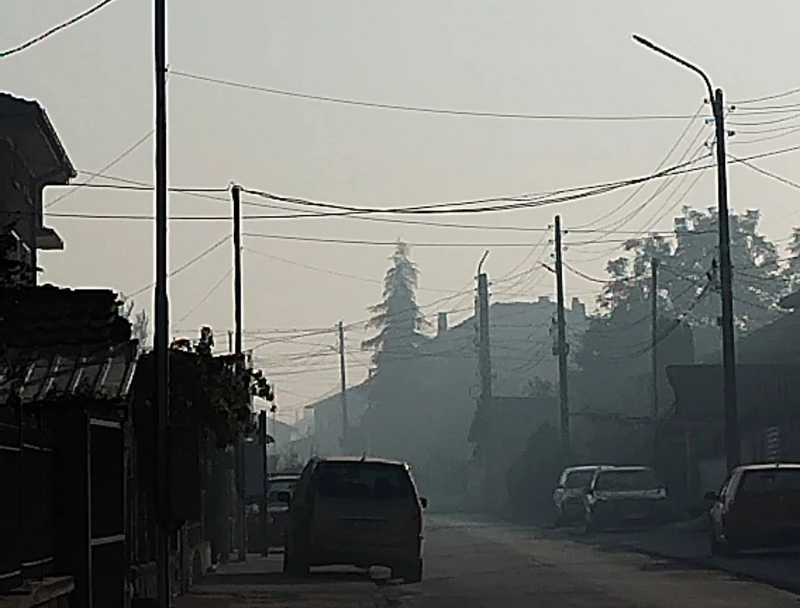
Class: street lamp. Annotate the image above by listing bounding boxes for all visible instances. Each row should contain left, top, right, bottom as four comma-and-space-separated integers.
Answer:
633, 35, 740, 472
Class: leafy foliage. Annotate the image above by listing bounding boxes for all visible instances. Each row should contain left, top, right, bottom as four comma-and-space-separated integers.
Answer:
597, 207, 787, 334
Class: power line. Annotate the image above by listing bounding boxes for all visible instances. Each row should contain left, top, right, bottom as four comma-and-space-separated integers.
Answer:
46, 130, 155, 208
168, 69, 705, 122
243, 232, 537, 248
175, 268, 233, 325
728, 154, 800, 191
733, 86, 800, 105
125, 233, 230, 298
0, 0, 121, 58
244, 247, 458, 294
40, 144, 800, 223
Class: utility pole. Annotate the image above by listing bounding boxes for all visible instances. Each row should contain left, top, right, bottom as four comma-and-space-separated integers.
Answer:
651, 258, 659, 420
632, 35, 740, 470
477, 251, 492, 407
338, 321, 349, 453
153, 0, 170, 604
258, 410, 269, 557
713, 88, 741, 471
231, 184, 247, 561
554, 216, 570, 459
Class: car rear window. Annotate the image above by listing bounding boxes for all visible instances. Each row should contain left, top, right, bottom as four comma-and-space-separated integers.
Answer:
565, 470, 595, 489
740, 469, 800, 493
316, 462, 414, 501
596, 469, 659, 491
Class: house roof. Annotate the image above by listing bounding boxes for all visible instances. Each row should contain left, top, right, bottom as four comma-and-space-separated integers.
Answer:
0, 340, 138, 405
0, 285, 130, 348
0, 92, 76, 183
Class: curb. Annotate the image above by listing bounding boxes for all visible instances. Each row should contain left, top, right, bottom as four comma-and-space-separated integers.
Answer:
623, 543, 800, 596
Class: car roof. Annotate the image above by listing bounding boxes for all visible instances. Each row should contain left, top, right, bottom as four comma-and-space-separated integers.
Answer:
315, 455, 408, 467
736, 463, 800, 472
597, 466, 653, 473
563, 465, 609, 473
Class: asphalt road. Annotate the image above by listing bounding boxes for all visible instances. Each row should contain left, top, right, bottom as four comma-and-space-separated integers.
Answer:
376, 515, 800, 607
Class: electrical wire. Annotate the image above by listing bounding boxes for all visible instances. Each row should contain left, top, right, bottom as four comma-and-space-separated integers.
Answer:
125, 233, 230, 298
243, 247, 458, 294
0, 0, 120, 58
733, 86, 800, 105
175, 268, 233, 325
168, 69, 705, 122
728, 154, 800, 191
46, 130, 155, 208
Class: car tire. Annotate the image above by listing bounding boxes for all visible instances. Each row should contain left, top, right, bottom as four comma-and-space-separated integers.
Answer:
398, 558, 423, 584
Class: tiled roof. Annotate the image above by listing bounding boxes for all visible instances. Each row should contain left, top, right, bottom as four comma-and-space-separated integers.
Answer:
0, 285, 130, 348
0, 92, 76, 182
0, 340, 138, 405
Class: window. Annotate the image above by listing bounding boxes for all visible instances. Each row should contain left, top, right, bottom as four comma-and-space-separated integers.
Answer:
565, 470, 595, 489
740, 469, 800, 493
316, 462, 414, 501
595, 469, 659, 491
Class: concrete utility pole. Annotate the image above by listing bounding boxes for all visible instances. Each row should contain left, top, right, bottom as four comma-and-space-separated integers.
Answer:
476, 252, 492, 408
553, 216, 570, 458
338, 321, 349, 453
633, 35, 740, 471
258, 410, 269, 557
651, 258, 659, 420
231, 184, 247, 561
153, 0, 170, 603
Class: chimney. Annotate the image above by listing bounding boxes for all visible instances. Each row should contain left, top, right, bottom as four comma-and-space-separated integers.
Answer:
437, 312, 449, 336
571, 297, 586, 319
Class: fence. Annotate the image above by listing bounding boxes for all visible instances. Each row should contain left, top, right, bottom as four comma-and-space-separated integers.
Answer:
0, 418, 55, 593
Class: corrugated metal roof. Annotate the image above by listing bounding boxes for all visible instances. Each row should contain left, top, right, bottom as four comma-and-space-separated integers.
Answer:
0, 341, 137, 405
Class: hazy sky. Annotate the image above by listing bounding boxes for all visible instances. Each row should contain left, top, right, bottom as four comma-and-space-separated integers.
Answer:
3, 1, 800, 419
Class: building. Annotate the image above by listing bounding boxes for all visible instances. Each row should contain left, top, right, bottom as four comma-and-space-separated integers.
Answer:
0, 92, 75, 284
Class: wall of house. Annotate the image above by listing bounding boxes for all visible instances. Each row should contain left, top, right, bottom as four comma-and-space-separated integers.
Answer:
0, 139, 36, 283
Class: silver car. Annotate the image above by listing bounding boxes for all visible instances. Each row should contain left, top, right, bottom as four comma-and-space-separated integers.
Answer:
553, 465, 608, 526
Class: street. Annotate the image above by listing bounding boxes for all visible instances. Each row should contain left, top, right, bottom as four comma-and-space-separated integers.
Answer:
178, 515, 800, 607
381, 515, 800, 607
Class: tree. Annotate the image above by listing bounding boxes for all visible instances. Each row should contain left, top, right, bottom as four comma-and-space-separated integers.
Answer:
133, 309, 150, 345
119, 298, 150, 345
361, 241, 427, 367
597, 206, 786, 334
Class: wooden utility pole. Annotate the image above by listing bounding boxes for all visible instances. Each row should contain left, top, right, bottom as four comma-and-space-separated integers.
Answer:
477, 252, 492, 407
338, 321, 349, 453
153, 0, 170, 603
554, 216, 570, 458
651, 258, 659, 420
232, 185, 247, 561
258, 410, 269, 557
712, 88, 741, 471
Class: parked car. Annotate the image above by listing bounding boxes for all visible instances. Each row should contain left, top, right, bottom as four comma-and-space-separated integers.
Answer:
583, 466, 669, 532
553, 465, 608, 526
707, 463, 800, 556
246, 474, 300, 552
283, 456, 427, 582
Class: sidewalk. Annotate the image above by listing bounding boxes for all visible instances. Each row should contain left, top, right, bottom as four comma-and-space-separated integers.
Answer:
587, 518, 800, 594
173, 555, 387, 608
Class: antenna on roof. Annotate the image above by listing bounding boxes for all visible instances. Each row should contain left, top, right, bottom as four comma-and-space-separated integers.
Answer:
360, 451, 367, 461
